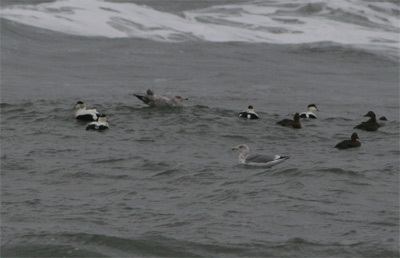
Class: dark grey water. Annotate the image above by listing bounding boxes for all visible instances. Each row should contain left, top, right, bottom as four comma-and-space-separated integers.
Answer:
1, 0, 399, 257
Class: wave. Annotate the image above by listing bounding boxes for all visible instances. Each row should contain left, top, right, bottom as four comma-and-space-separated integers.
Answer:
1, 0, 398, 52
3, 231, 397, 257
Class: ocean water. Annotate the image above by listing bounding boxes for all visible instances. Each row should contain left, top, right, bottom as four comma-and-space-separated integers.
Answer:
1, 0, 399, 257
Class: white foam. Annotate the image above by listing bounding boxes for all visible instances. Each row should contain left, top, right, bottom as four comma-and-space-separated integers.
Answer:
1, 0, 399, 51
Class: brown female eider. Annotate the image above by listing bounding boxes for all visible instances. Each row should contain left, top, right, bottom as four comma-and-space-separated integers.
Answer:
354, 111, 380, 131
277, 113, 301, 129
335, 132, 361, 149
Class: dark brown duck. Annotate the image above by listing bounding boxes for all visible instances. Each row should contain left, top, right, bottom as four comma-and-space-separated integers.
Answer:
276, 113, 301, 129
335, 132, 361, 149
354, 111, 380, 131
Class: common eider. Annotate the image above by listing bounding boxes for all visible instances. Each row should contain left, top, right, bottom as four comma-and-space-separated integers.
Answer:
232, 144, 289, 167
74, 101, 100, 121
86, 114, 109, 131
354, 111, 380, 131
277, 113, 301, 129
133, 89, 188, 107
335, 133, 361, 149
299, 104, 319, 119
238, 105, 259, 119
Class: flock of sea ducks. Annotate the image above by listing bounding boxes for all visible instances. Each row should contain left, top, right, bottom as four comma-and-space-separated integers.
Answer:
75, 89, 387, 168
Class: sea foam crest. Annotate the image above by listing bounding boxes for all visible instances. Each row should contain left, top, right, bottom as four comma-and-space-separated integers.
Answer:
1, 0, 399, 49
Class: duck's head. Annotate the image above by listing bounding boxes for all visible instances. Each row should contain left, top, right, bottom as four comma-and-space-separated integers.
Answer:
74, 101, 86, 109
307, 104, 319, 112
364, 111, 376, 118
351, 132, 359, 141
98, 114, 107, 123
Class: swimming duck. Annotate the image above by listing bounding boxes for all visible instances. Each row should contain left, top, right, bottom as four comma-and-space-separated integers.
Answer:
74, 101, 100, 121
299, 104, 318, 119
354, 111, 380, 131
232, 144, 289, 167
277, 113, 301, 129
86, 114, 109, 131
134, 89, 188, 107
238, 105, 259, 119
335, 132, 361, 149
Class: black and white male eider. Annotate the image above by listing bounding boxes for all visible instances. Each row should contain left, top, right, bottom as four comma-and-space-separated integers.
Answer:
299, 104, 319, 119
86, 114, 109, 131
335, 132, 361, 149
354, 111, 380, 131
134, 89, 188, 107
232, 144, 289, 167
238, 105, 259, 119
74, 101, 100, 121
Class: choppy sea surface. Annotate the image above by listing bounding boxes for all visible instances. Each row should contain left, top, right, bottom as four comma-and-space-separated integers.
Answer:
1, 0, 399, 257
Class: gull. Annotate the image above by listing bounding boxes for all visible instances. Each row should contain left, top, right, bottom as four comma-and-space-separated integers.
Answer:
232, 144, 289, 167
134, 89, 188, 107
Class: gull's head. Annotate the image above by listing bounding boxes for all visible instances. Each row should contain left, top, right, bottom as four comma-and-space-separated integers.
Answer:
307, 104, 318, 112
232, 144, 250, 154
98, 114, 107, 123
75, 101, 86, 109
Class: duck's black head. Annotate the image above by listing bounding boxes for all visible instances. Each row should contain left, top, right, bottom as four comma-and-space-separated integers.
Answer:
351, 132, 359, 140
305, 104, 318, 112
364, 111, 376, 118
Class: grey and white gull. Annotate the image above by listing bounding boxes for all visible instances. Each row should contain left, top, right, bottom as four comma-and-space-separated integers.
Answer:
134, 89, 188, 107
232, 144, 289, 167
